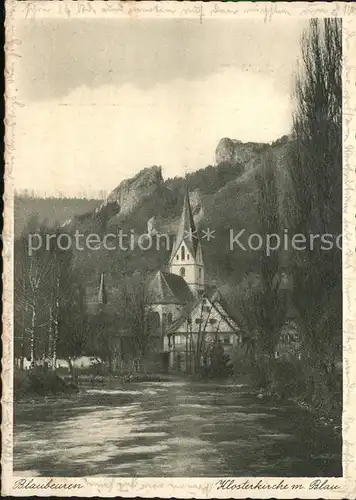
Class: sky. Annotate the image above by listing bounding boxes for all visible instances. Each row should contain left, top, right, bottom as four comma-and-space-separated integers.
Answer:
14, 18, 306, 198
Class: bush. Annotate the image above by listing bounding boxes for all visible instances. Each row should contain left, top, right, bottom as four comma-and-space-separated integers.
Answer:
269, 360, 307, 400
14, 367, 79, 399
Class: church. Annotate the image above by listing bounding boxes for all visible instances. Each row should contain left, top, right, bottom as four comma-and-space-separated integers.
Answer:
146, 191, 241, 373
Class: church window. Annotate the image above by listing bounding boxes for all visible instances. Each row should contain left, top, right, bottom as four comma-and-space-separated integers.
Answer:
180, 267, 185, 277
147, 311, 160, 330
195, 318, 202, 325
187, 253, 190, 260
199, 268, 202, 278
209, 318, 217, 325
181, 246, 185, 260
168, 312, 173, 324
176, 254, 179, 260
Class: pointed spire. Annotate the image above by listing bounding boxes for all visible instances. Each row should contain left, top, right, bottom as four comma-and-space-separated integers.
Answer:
98, 272, 107, 305
170, 185, 199, 262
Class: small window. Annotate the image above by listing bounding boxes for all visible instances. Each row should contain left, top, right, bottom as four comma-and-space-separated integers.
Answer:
175, 335, 180, 345
180, 267, 185, 278
187, 254, 190, 260
199, 268, 202, 278
223, 336, 230, 345
203, 306, 210, 313
167, 313, 173, 324
181, 246, 185, 260
176, 254, 179, 260
195, 318, 202, 325
209, 318, 217, 325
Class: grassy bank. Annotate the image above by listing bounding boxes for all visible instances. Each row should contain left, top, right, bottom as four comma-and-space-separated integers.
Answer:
233, 358, 342, 435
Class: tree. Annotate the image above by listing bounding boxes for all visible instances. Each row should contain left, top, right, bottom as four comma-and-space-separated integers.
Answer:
14, 225, 58, 367
14, 221, 81, 371
285, 19, 342, 381
56, 282, 89, 379
121, 274, 160, 362
46, 229, 76, 369
253, 151, 287, 359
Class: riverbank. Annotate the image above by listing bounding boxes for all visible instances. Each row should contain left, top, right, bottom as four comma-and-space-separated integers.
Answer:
232, 358, 342, 437
250, 384, 341, 437
14, 368, 182, 400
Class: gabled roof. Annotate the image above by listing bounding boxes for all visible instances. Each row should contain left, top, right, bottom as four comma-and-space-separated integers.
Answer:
146, 270, 193, 305
166, 291, 240, 335
165, 298, 201, 334
209, 289, 241, 329
169, 192, 199, 262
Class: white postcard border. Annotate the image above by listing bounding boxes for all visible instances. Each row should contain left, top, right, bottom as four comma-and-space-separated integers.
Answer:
3, 2, 356, 498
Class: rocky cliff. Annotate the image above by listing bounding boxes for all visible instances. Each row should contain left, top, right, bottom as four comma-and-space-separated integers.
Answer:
63, 165, 165, 231
215, 137, 267, 167
59, 136, 291, 241
95, 165, 164, 223
22, 134, 291, 285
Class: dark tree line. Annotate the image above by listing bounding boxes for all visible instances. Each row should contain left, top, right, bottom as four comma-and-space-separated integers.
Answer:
286, 19, 342, 396
232, 19, 342, 409
14, 219, 160, 376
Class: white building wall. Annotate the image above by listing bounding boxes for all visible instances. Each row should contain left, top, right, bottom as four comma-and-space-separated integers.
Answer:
166, 298, 240, 353
169, 240, 204, 296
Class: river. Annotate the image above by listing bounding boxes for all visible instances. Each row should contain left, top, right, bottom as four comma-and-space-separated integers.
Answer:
14, 380, 341, 477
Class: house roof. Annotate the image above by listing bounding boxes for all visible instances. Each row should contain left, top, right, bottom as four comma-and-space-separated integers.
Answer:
166, 291, 240, 335
169, 192, 199, 262
146, 270, 193, 305
165, 298, 201, 334
210, 289, 242, 328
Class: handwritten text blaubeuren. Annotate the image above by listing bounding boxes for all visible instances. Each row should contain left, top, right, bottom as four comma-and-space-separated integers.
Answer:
13, 479, 83, 490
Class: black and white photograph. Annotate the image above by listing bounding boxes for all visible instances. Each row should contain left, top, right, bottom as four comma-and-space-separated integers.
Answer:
3, 1, 356, 498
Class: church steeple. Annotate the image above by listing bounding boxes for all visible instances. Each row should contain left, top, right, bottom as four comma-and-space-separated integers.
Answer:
98, 272, 107, 309
170, 190, 199, 260
169, 188, 204, 297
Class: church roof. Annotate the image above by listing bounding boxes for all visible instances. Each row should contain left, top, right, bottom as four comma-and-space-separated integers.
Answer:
170, 192, 199, 262
146, 270, 193, 305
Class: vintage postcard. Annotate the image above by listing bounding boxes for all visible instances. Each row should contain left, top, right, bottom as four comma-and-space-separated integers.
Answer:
3, 1, 356, 498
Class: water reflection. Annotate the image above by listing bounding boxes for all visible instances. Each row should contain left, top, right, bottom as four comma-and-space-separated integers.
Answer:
14, 381, 341, 477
